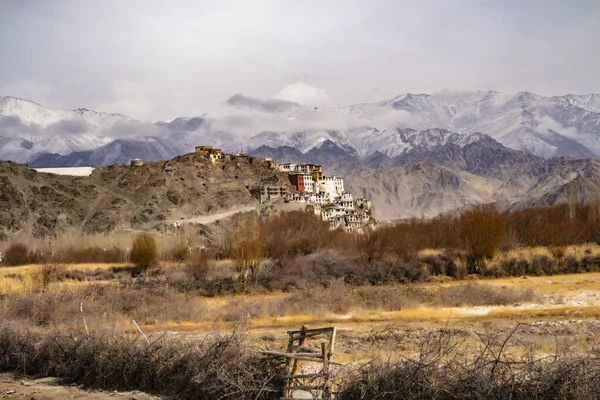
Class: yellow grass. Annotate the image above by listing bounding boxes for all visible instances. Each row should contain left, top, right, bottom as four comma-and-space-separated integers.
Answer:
473, 272, 600, 295
5, 226, 208, 255
3, 244, 600, 342
493, 243, 600, 264
0, 263, 127, 295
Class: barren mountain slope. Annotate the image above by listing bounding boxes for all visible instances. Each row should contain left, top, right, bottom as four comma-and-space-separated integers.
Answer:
345, 159, 498, 220
0, 153, 288, 240
341, 138, 600, 220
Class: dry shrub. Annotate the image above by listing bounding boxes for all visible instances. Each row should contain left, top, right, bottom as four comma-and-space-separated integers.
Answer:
282, 281, 534, 315
548, 245, 567, 260
225, 212, 264, 281
130, 233, 157, 271
186, 251, 216, 281
4, 242, 29, 266
460, 205, 504, 273
0, 327, 284, 400
164, 240, 190, 263
32, 263, 66, 292
256, 251, 452, 292
262, 209, 335, 259
428, 282, 534, 306
338, 324, 600, 400
4, 284, 202, 327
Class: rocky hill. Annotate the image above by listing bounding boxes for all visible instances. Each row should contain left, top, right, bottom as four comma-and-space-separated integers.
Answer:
0, 153, 288, 240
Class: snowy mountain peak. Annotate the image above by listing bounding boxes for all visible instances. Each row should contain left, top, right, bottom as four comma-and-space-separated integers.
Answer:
3, 90, 600, 167
0, 95, 45, 110
560, 94, 600, 114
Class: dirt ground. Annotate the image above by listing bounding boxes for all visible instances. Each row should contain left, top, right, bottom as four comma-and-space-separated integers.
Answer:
0, 374, 161, 400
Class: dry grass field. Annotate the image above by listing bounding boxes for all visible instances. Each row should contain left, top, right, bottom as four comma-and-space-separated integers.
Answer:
2, 243, 600, 399
2, 252, 600, 359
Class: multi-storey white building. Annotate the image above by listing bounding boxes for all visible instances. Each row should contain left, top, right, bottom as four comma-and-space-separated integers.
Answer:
280, 163, 322, 174
303, 175, 316, 193
335, 200, 354, 210
318, 178, 336, 202
338, 193, 353, 202
279, 163, 297, 173
333, 176, 344, 195
307, 193, 327, 205
321, 206, 347, 220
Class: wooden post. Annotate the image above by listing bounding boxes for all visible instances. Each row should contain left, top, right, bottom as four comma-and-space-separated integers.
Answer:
329, 326, 337, 358
284, 328, 296, 397
290, 325, 308, 384
322, 342, 333, 399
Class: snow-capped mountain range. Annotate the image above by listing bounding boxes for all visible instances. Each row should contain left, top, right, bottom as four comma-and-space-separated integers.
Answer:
2, 90, 600, 167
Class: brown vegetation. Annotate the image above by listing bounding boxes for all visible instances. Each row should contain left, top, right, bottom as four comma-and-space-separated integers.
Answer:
360, 202, 600, 273
338, 324, 600, 400
130, 233, 157, 271
32, 263, 66, 292
0, 326, 284, 400
4, 243, 28, 266
1, 323, 600, 400
5, 202, 599, 284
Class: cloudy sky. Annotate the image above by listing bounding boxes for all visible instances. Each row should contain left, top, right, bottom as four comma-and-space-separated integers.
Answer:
1, 0, 599, 121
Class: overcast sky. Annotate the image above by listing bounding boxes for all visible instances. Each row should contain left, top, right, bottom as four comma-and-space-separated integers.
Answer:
1, 0, 599, 121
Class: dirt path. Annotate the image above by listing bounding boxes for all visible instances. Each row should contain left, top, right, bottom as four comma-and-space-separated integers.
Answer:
0, 374, 161, 400
185, 205, 258, 225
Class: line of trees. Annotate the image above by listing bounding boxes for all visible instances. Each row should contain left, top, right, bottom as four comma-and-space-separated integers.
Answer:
220, 209, 342, 281
361, 201, 600, 272
4, 201, 600, 277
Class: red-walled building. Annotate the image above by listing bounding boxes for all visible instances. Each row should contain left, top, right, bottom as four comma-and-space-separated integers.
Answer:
288, 173, 305, 192
288, 174, 316, 193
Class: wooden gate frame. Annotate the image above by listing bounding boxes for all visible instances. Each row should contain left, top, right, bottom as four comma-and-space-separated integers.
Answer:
263, 325, 338, 399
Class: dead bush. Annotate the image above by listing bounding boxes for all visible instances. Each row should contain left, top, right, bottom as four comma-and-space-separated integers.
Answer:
428, 282, 534, 307
460, 205, 504, 273
0, 326, 284, 400
164, 241, 190, 263
4, 242, 29, 266
337, 324, 600, 400
32, 263, 67, 292
130, 233, 157, 271
282, 281, 534, 316
186, 252, 216, 281
225, 212, 264, 281
548, 245, 567, 260
262, 209, 334, 259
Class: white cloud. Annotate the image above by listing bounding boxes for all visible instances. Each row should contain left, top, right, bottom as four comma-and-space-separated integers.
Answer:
214, 93, 421, 137
94, 80, 191, 121
94, 80, 155, 120
2, 1, 600, 121
535, 116, 579, 138
276, 82, 332, 106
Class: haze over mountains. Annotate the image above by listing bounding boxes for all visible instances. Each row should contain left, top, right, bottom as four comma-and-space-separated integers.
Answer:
2, 91, 600, 220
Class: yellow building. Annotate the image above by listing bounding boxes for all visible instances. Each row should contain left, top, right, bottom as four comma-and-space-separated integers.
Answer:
310, 169, 324, 181
195, 146, 224, 162
195, 146, 213, 155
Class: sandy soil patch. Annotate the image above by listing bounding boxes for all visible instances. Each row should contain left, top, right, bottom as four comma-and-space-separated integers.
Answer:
0, 374, 160, 400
